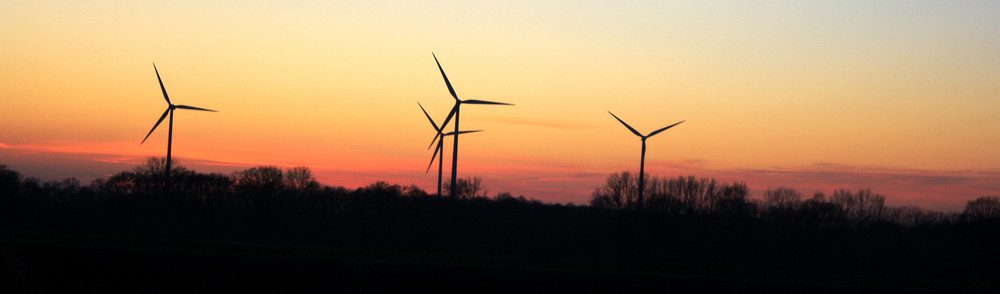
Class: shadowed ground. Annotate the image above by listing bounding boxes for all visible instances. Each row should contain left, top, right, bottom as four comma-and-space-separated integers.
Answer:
2, 230, 992, 293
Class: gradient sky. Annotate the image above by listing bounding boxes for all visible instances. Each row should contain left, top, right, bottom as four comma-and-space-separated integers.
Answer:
2, 1, 998, 211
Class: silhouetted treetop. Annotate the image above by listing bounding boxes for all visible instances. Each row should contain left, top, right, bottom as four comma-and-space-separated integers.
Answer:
763, 186, 802, 211
443, 176, 488, 199
285, 166, 320, 193
0, 165, 20, 198
964, 196, 1000, 220
234, 166, 284, 193
591, 172, 752, 216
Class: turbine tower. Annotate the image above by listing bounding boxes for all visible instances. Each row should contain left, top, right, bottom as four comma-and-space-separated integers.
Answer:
432, 53, 512, 198
418, 102, 481, 197
141, 63, 218, 189
608, 111, 684, 209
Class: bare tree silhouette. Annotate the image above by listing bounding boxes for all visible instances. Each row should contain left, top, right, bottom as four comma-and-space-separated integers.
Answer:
763, 187, 802, 212
886, 205, 949, 226
591, 172, 751, 215
285, 166, 319, 193
831, 189, 887, 223
442, 176, 487, 199
590, 171, 640, 210
964, 196, 1000, 220
235, 166, 284, 194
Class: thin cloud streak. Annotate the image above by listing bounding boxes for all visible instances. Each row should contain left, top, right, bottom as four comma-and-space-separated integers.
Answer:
471, 115, 601, 130
697, 162, 999, 212
518, 172, 607, 182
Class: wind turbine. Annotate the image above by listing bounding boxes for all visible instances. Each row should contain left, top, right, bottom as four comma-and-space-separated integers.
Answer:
608, 111, 684, 209
432, 53, 513, 198
418, 102, 482, 197
141, 63, 218, 189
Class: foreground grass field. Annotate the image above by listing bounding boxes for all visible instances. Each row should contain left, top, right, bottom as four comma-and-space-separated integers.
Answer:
2, 230, 994, 293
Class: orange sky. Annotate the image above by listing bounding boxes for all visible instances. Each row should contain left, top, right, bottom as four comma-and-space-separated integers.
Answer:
2, 1, 998, 211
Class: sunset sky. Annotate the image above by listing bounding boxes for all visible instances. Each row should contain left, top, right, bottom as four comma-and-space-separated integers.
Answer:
2, 1, 998, 211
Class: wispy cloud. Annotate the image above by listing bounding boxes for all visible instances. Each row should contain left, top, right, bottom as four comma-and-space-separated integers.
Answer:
715, 163, 1000, 211
517, 172, 607, 182
734, 163, 1000, 191
471, 116, 601, 130
0, 141, 132, 155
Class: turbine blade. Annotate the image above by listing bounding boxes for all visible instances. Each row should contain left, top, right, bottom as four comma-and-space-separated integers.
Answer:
174, 105, 218, 112
418, 102, 439, 131
427, 132, 441, 150
647, 120, 686, 138
608, 111, 643, 138
439, 104, 458, 131
432, 53, 459, 100
141, 108, 171, 144
153, 63, 171, 105
443, 130, 483, 136
426, 144, 442, 173
462, 99, 513, 106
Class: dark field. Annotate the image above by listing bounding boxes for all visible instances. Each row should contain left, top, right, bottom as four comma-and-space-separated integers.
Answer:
2, 230, 994, 293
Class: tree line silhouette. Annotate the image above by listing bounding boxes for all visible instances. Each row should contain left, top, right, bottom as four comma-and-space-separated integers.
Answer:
2, 160, 999, 283
590, 171, 979, 226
